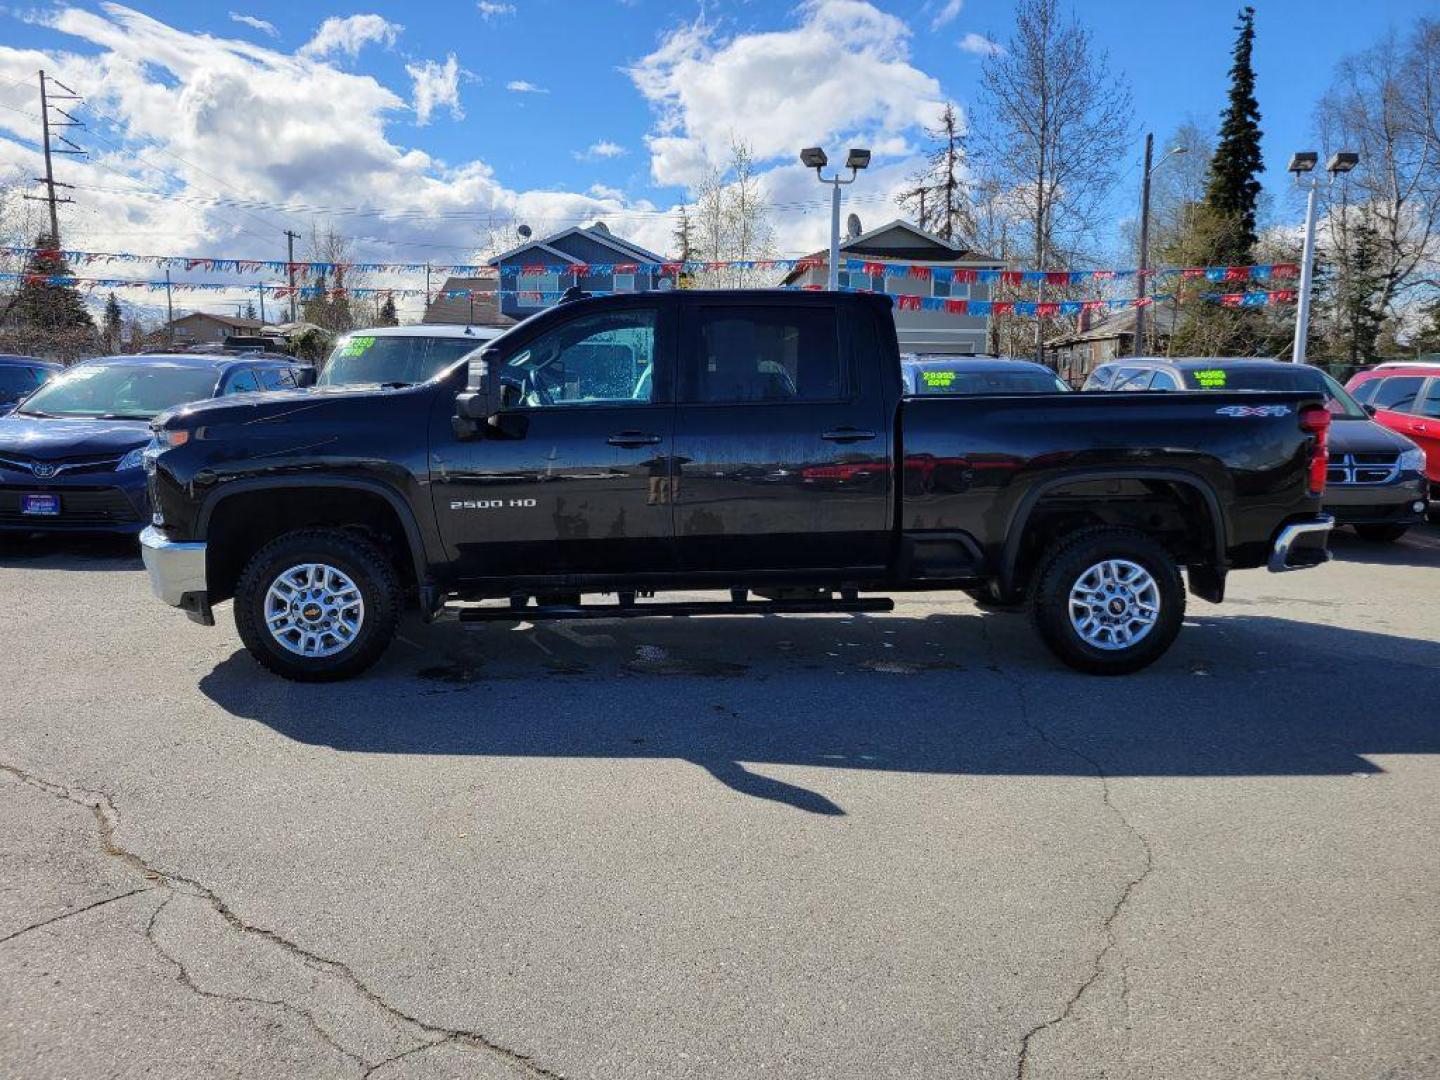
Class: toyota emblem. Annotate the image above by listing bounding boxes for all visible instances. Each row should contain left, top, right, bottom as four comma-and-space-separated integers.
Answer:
30, 462, 56, 479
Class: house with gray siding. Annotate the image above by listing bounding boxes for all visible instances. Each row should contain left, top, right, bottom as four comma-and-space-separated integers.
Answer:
488, 224, 673, 321
779, 219, 1003, 355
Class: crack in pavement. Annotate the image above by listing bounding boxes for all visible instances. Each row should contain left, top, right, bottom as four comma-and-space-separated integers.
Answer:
0, 761, 565, 1079
0, 885, 153, 945
971, 639, 1156, 1080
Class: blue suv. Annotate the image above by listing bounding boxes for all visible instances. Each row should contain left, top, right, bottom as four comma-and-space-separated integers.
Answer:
0, 353, 311, 534
0, 355, 61, 417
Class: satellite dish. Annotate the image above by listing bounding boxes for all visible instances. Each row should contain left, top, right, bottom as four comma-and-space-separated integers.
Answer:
846, 214, 863, 240
516, 224, 532, 240
592, 220, 611, 235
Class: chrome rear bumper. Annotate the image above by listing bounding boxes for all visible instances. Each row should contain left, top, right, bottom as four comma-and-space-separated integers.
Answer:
1267, 515, 1334, 573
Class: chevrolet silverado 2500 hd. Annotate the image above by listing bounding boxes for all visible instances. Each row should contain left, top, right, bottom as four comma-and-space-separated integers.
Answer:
139, 290, 1334, 680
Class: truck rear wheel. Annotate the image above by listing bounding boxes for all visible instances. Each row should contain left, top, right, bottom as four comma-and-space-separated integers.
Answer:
234, 528, 401, 682
1029, 527, 1184, 676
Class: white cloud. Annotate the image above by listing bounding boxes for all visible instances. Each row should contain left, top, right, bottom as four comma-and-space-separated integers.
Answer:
407, 54, 462, 124
228, 12, 277, 38
627, 0, 944, 188
505, 79, 546, 93
574, 140, 626, 161
957, 32, 1003, 56
0, 3, 673, 319
297, 14, 400, 60
930, 0, 962, 30
476, 2, 515, 18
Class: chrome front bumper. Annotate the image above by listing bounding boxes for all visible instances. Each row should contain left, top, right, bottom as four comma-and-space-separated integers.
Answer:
1267, 514, 1334, 573
140, 525, 211, 620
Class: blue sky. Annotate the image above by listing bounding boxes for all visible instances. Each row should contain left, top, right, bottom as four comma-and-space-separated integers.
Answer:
0, 0, 1432, 315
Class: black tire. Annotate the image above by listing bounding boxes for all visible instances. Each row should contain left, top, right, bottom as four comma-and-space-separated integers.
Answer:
1028, 527, 1185, 676
234, 528, 401, 682
1354, 523, 1409, 543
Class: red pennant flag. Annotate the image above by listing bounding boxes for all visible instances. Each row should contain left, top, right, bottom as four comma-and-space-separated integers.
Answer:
1036, 302, 1059, 317
1271, 263, 1299, 278
944, 298, 968, 315
992, 301, 1014, 315
862, 261, 886, 276
952, 269, 977, 284
1224, 266, 1248, 281
1082, 299, 1107, 311
1181, 267, 1205, 279
1270, 289, 1297, 303
910, 266, 932, 280
1001, 271, 1024, 287
1220, 293, 1243, 308
1045, 272, 1070, 287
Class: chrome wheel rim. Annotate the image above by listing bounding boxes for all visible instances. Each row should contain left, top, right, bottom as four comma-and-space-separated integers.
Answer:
264, 563, 365, 658
1068, 559, 1160, 651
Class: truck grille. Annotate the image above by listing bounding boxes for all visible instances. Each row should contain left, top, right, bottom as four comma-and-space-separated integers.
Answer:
0, 486, 141, 525
1326, 452, 1399, 486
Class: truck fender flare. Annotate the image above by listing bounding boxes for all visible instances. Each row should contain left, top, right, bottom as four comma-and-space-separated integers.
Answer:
999, 467, 1227, 595
198, 476, 430, 588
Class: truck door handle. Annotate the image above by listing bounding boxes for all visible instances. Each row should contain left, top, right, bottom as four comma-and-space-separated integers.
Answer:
821, 428, 877, 443
607, 431, 662, 447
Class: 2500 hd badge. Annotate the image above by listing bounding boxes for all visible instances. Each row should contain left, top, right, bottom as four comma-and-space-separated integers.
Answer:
451, 498, 538, 510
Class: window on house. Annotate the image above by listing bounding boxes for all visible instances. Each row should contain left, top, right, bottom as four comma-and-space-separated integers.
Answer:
612, 273, 636, 294
516, 273, 559, 301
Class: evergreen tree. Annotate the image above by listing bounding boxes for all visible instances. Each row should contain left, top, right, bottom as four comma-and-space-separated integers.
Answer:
10, 234, 96, 336
672, 205, 695, 288
897, 103, 974, 245
301, 272, 330, 327
103, 292, 123, 351
1202, 7, 1264, 262
378, 295, 398, 326
243, 300, 258, 321
1327, 214, 1387, 364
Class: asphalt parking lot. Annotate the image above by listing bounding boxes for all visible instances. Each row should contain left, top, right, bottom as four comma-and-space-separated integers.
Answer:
2, 526, 1438, 1080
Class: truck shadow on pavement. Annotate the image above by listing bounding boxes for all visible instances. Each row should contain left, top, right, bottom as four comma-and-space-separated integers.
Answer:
199, 604, 1440, 816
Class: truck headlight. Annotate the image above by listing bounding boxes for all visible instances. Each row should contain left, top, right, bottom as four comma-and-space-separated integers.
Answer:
117, 446, 146, 471
1398, 446, 1425, 473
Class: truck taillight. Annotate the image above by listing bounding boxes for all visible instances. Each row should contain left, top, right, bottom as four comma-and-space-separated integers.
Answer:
1300, 404, 1331, 496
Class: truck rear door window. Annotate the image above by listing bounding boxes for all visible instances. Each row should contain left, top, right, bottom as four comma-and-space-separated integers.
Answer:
688, 306, 841, 403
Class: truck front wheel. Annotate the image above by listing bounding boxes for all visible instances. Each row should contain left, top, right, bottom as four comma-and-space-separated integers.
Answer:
1029, 527, 1185, 675
234, 528, 401, 682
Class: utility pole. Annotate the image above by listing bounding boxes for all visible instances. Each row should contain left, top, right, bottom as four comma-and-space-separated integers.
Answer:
1134, 133, 1154, 357
164, 266, 174, 345
284, 229, 301, 322
26, 70, 84, 245
258, 284, 266, 325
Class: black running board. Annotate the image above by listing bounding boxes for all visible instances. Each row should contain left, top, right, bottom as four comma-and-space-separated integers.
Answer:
456, 596, 894, 622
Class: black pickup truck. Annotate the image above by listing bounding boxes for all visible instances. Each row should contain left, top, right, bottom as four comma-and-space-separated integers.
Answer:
140, 290, 1334, 680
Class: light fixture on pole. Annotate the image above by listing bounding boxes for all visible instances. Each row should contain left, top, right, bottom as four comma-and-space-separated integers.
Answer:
801, 146, 871, 290
1133, 135, 1188, 356
1291, 150, 1359, 363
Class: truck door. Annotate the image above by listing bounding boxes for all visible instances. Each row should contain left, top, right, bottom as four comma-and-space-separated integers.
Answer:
671, 299, 891, 573
428, 300, 676, 578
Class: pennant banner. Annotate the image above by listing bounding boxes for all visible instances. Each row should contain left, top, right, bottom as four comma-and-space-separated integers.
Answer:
1, 246, 1300, 286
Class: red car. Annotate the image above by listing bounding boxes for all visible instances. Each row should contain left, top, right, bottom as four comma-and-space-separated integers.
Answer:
1346, 362, 1440, 517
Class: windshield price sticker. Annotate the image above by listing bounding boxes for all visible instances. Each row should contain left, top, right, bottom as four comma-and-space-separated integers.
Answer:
339, 336, 376, 358
922, 369, 956, 388
1194, 368, 1228, 389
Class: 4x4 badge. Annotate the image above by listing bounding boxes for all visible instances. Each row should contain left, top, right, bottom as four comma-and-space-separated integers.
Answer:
1215, 405, 1292, 418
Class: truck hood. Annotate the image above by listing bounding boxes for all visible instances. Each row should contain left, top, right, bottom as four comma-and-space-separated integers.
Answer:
0, 413, 150, 459
1328, 418, 1417, 455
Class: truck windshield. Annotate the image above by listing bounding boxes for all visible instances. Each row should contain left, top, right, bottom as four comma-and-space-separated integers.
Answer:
319, 335, 482, 387
1181, 366, 1367, 418
16, 364, 219, 419
910, 367, 1068, 395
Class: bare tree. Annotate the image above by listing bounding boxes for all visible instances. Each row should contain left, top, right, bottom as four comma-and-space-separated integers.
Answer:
975, 0, 1133, 359
691, 139, 775, 288
1315, 18, 1440, 330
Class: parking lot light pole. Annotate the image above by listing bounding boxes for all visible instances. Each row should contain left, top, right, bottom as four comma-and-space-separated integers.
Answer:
801, 147, 870, 290
1133, 134, 1187, 356
1291, 150, 1359, 363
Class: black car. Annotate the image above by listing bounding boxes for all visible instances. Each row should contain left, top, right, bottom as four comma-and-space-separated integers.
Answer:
1083, 357, 1428, 542
0, 354, 61, 416
900, 354, 1069, 395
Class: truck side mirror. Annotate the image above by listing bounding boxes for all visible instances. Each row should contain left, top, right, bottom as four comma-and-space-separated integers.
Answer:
452, 347, 504, 439
1364, 403, 1377, 417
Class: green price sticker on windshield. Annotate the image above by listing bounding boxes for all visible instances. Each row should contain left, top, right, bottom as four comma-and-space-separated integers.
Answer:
1194, 368, 1227, 389
922, 369, 957, 388
339, 336, 375, 358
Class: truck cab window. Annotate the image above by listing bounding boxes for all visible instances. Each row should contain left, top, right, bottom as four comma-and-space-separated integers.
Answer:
501, 308, 657, 408
688, 306, 841, 403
